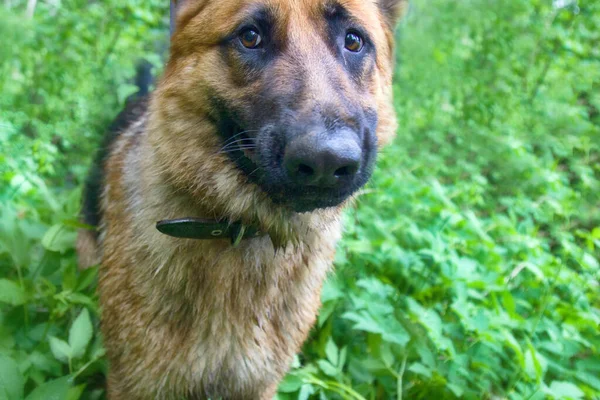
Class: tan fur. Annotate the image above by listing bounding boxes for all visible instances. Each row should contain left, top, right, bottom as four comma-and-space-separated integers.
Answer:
76, 229, 100, 268
82, 0, 403, 398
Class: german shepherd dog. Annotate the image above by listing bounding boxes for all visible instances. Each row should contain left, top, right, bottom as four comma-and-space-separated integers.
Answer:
77, 0, 404, 398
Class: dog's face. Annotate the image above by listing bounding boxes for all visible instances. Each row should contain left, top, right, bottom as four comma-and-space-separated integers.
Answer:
154, 0, 403, 216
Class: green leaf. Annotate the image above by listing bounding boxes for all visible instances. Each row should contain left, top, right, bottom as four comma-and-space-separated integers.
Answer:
320, 279, 344, 302
317, 302, 336, 328
502, 330, 524, 368
278, 375, 303, 393
447, 383, 464, 397
502, 291, 517, 318
0, 354, 24, 400
525, 341, 547, 383
317, 360, 338, 377
325, 339, 338, 366
27, 351, 61, 375
41, 224, 76, 253
298, 384, 315, 400
408, 363, 432, 378
66, 384, 86, 400
383, 330, 410, 347
343, 310, 410, 347
0, 279, 27, 306
343, 311, 384, 335
49, 337, 72, 364
68, 309, 93, 359
25, 377, 71, 400
575, 372, 600, 391
65, 293, 95, 308
548, 381, 584, 399
380, 344, 394, 368
338, 346, 347, 369
75, 267, 98, 291
581, 252, 599, 270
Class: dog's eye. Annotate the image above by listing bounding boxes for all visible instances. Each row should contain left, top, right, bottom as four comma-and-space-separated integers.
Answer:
240, 28, 262, 49
344, 31, 364, 52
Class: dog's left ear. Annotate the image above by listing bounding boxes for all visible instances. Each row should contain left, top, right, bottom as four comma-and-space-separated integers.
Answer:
378, 0, 407, 27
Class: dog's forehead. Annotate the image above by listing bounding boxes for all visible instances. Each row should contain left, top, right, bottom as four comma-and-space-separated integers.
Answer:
179, 0, 383, 27
179, 0, 378, 10
172, 0, 393, 64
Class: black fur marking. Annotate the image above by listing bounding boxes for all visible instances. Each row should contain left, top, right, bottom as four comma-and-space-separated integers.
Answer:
82, 61, 154, 232
81, 96, 149, 232
134, 60, 154, 97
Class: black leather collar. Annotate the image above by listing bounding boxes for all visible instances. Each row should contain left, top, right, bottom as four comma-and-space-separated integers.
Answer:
156, 218, 262, 246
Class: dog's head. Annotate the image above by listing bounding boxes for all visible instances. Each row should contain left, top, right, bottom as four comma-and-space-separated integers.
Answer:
152, 0, 404, 219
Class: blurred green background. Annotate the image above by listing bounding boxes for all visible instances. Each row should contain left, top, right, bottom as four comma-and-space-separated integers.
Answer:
0, 0, 599, 399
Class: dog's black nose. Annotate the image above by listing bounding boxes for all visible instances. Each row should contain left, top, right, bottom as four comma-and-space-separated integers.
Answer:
284, 129, 362, 188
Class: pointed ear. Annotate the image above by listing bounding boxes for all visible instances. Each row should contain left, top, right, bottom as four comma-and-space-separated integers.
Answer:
378, 0, 407, 27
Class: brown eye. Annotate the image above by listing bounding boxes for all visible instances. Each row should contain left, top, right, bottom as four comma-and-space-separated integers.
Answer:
240, 28, 262, 49
344, 32, 364, 52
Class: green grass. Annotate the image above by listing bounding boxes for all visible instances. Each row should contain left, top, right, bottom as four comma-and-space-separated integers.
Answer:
1, 0, 599, 399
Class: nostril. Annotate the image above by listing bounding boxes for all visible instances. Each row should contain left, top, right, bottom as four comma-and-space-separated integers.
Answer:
334, 162, 359, 178
334, 166, 349, 177
334, 165, 356, 178
297, 164, 314, 177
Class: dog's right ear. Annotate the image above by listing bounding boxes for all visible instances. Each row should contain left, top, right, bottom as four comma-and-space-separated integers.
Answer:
378, 0, 407, 28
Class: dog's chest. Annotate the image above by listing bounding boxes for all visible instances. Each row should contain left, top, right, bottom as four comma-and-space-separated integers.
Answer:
150, 237, 336, 397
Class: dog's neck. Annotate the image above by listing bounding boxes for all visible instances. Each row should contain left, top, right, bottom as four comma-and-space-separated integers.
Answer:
129, 113, 342, 253
143, 96, 346, 249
